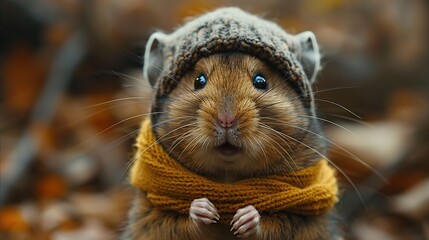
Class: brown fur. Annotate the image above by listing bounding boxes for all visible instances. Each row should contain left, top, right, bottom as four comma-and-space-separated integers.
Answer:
122, 53, 333, 239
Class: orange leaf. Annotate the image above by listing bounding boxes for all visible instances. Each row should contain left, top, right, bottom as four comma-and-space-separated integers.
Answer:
0, 207, 29, 232
36, 174, 68, 201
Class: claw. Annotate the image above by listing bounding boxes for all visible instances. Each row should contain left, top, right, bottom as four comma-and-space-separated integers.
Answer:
189, 198, 220, 225
230, 205, 260, 238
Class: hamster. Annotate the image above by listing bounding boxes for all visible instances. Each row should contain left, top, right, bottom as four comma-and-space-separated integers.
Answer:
121, 7, 338, 240
121, 54, 334, 240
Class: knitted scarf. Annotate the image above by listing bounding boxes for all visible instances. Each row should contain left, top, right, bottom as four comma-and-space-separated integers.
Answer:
130, 120, 338, 223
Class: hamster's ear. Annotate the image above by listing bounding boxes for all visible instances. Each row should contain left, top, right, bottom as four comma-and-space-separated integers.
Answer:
294, 31, 321, 84
143, 32, 166, 88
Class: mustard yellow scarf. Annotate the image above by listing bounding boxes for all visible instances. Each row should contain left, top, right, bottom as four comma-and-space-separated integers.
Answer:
130, 120, 338, 222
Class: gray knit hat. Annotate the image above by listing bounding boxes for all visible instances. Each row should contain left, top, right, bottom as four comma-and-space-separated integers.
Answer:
144, 7, 320, 109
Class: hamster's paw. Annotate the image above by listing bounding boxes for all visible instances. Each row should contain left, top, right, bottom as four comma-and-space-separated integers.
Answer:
189, 198, 220, 224
230, 205, 260, 238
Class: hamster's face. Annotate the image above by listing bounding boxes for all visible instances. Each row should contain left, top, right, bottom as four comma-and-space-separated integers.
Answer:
154, 53, 322, 180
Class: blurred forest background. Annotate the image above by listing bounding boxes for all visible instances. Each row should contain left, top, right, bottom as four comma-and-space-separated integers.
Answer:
0, 0, 428, 239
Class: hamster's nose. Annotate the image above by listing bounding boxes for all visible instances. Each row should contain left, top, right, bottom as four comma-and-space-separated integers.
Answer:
218, 113, 237, 128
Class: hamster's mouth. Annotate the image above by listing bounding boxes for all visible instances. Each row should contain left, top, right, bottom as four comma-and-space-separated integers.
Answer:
215, 142, 241, 156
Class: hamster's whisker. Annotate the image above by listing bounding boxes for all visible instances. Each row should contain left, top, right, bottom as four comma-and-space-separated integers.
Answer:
193, 132, 211, 152
121, 47, 144, 62
253, 82, 283, 103
244, 136, 258, 157
257, 100, 288, 109
201, 135, 211, 151
168, 132, 192, 156
283, 73, 296, 82
282, 122, 387, 183
66, 100, 151, 130
152, 116, 196, 128
261, 123, 299, 176
261, 124, 365, 205
113, 154, 138, 193
168, 127, 197, 156
258, 118, 299, 150
180, 133, 208, 174
78, 96, 152, 109
258, 123, 298, 168
257, 128, 301, 184
314, 98, 361, 119
261, 114, 354, 141
297, 115, 355, 135
168, 96, 200, 108
162, 123, 198, 146
114, 122, 197, 191
312, 86, 359, 95
158, 123, 198, 147
118, 122, 196, 185
327, 148, 372, 167
114, 122, 195, 193
176, 131, 205, 163
111, 71, 151, 88
318, 113, 376, 129
250, 135, 269, 171
103, 128, 141, 150
81, 112, 166, 147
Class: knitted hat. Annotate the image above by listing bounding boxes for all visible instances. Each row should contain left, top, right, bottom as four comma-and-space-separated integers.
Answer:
143, 7, 320, 108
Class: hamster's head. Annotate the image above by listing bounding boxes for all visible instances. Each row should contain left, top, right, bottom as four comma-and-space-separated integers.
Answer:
152, 53, 326, 180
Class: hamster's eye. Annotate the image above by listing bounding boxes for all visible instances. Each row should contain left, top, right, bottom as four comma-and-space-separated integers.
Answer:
194, 73, 207, 90
252, 73, 267, 90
